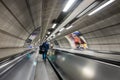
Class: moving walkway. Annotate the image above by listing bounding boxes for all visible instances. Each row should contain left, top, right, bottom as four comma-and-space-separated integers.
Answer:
1, 48, 120, 80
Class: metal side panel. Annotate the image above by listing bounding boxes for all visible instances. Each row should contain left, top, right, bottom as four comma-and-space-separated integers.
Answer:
50, 50, 120, 80
0, 53, 37, 80
54, 48, 120, 62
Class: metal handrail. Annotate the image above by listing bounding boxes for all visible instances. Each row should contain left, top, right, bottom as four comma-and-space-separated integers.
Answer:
0, 50, 34, 76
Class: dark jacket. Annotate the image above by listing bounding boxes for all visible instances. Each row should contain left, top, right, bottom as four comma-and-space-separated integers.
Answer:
39, 42, 49, 53
42, 42, 49, 52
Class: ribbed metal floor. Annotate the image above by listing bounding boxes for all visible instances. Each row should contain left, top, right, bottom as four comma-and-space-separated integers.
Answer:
35, 55, 59, 80
0, 53, 59, 80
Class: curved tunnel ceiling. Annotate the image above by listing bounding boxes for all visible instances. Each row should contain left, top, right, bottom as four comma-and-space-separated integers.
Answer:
0, 0, 67, 58
0, 0, 120, 59
51, 0, 120, 52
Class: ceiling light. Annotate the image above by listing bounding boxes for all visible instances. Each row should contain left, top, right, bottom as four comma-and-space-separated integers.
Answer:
50, 37, 52, 40
66, 25, 73, 30
51, 34, 55, 38
53, 34, 55, 37
59, 27, 65, 32
48, 32, 50, 34
63, 0, 76, 12
77, 1, 100, 18
52, 23, 57, 28
58, 33, 61, 35
88, 0, 115, 16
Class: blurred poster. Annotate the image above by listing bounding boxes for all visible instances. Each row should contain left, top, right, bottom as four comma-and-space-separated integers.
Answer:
67, 31, 87, 49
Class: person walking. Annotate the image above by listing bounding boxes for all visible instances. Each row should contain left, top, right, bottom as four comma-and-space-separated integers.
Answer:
41, 41, 49, 61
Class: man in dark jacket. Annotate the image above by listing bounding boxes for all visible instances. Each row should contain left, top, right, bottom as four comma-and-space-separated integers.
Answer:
41, 41, 49, 61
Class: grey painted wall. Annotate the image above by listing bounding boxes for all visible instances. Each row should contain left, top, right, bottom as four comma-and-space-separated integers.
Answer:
81, 13, 120, 52
57, 37, 71, 49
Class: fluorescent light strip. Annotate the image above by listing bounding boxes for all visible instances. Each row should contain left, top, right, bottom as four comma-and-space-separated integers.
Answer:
48, 32, 50, 34
77, 1, 100, 18
66, 25, 73, 29
59, 27, 65, 32
51, 35, 55, 38
58, 33, 61, 35
63, 0, 76, 12
88, 0, 115, 16
52, 23, 57, 28
53, 35, 55, 37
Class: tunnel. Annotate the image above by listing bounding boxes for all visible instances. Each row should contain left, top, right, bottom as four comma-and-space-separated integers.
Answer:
0, 0, 120, 80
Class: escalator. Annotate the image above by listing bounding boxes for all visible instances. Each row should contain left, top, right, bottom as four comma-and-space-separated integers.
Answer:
1, 48, 120, 80
48, 49, 120, 80
0, 50, 59, 80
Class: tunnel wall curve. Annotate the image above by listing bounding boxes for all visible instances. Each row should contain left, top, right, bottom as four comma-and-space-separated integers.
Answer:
56, 37, 71, 49
80, 13, 120, 52
0, 0, 38, 59
53, 1, 120, 52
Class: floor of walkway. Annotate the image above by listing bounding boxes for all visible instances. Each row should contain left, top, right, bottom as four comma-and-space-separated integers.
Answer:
34, 55, 59, 80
